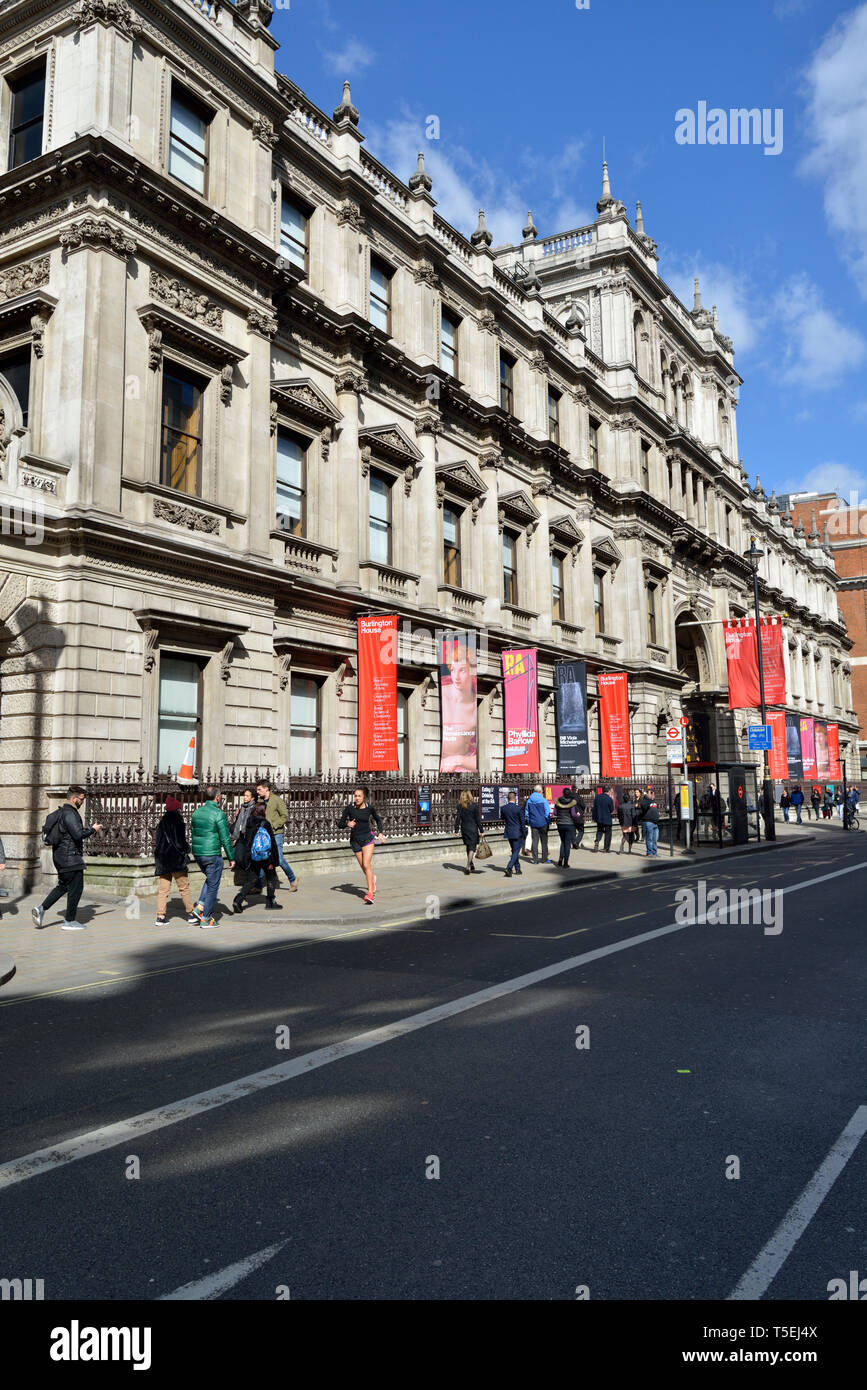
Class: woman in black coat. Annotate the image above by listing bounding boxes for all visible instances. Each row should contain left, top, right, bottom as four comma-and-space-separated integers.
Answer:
454, 790, 484, 873
153, 796, 196, 925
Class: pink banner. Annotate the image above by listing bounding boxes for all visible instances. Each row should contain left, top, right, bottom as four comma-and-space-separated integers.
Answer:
827, 724, 842, 780
800, 716, 817, 779
502, 648, 539, 774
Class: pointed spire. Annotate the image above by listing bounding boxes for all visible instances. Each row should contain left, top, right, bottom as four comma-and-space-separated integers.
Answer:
601, 160, 611, 200
767, 489, 779, 513
693, 277, 702, 313
565, 297, 585, 337
809, 508, 820, 541
408, 149, 432, 194
712, 305, 719, 329
596, 159, 624, 217
635, 201, 645, 234
471, 208, 493, 249
752, 474, 766, 501
522, 209, 538, 242
823, 520, 832, 552
333, 80, 359, 126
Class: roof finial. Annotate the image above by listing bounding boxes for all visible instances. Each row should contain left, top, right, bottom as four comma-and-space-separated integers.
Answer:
333, 80, 359, 126
408, 149, 433, 194
601, 159, 611, 200
635, 201, 645, 234
693, 277, 702, 312
471, 207, 493, 249
522, 209, 538, 242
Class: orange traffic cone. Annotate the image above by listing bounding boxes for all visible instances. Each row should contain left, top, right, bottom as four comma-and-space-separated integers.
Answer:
177, 734, 198, 785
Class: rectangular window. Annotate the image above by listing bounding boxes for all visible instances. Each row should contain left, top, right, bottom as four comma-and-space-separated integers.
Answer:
441, 311, 459, 377
280, 193, 308, 273
157, 655, 202, 775
647, 583, 658, 645
641, 440, 651, 490
547, 388, 561, 445
169, 89, 210, 195
161, 367, 204, 496
552, 552, 564, 622
369, 259, 391, 334
503, 531, 518, 606
500, 352, 515, 414
589, 417, 600, 469
396, 690, 408, 775
8, 62, 45, 169
594, 569, 606, 635
680, 463, 688, 511
442, 504, 461, 587
276, 430, 306, 535
290, 674, 320, 774
369, 469, 392, 564
0, 348, 31, 427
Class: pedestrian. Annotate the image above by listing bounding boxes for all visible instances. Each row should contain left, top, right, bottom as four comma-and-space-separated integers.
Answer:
810, 786, 822, 820
591, 785, 614, 852
153, 795, 197, 925
255, 780, 299, 892
822, 785, 834, 819
639, 787, 661, 857
553, 786, 582, 867
524, 783, 552, 864
190, 786, 235, 929
33, 786, 104, 931
618, 790, 636, 854
230, 786, 256, 886
780, 789, 791, 823
233, 803, 282, 913
454, 790, 484, 873
502, 791, 525, 877
790, 784, 804, 823
338, 785, 386, 903
571, 794, 586, 851
835, 788, 844, 819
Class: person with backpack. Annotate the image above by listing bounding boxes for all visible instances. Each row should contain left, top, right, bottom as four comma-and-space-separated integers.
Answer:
524, 784, 553, 864
232, 803, 282, 913
553, 787, 582, 867
790, 785, 804, 823
255, 780, 298, 892
33, 786, 103, 931
153, 796, 197, 925
618, 790, 637, 853
190, 786, 234, 929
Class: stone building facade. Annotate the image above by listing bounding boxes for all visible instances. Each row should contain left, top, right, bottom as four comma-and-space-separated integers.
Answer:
0, 0, 857, 870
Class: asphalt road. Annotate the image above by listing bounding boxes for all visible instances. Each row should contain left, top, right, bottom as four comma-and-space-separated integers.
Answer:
2, 834, 866, 1301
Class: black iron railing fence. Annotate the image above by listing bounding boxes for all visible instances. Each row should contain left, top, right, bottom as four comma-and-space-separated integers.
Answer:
83, 764, 678, 857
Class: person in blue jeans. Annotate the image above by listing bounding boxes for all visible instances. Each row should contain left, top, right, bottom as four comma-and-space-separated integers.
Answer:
255, 782, 299, 892
190, 787, 235, 929
639, 787, 660, 857
502, 793, 525, 877
790, 785, 804, 823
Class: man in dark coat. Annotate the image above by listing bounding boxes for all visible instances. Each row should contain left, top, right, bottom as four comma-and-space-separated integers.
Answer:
502, 793, 525, 877
233, 804, 282, 912
591, 786, 615, 853
33, 786, 103, 931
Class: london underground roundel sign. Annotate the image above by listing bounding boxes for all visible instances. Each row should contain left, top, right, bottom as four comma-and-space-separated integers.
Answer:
666, 727, 681, 742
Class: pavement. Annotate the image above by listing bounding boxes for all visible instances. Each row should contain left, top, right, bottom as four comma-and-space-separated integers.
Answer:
0, 819, 828, 1003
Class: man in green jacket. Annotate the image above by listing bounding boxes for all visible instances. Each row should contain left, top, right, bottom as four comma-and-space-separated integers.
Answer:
256, 779, 299, 891
190, 786, 234, 928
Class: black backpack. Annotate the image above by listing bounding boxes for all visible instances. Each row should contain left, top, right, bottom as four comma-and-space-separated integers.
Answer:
41, 809, 64, 848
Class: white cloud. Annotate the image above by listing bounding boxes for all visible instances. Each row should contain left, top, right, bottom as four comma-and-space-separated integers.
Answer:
663, 256, 762, 355
782, 461, 867, 496
321, 39, 376, 76
801, 4, 867, 296
772, 273, 867, 386
774, 0, 810, 17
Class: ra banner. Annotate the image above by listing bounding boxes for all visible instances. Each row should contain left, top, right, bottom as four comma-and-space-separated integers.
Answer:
815, 723, 831, 780
767, 710, 789, 780
553, 660, 591, 775
598, 671, 632, 778
502, 648, 539, 774
827, 724, 842, 780
356, 615, 398, 770
785, 714, 803, 781
439, 633, 478, 773
724, 617, 787, 709
800, 716, 817, 780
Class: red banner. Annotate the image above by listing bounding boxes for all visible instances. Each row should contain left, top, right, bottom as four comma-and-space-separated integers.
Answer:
827, 724, 842, 780
767, 710, 789, 779
724, 618, 787, 709
357, 615, 398, 771
799, 716, 817, 779
502, 648, 539, 774
598, 671, 632, 778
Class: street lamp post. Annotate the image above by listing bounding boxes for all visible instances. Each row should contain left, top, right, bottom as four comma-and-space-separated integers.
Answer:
744, 536, 776, 842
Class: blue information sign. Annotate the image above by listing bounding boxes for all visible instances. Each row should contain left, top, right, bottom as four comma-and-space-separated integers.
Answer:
748, 725, 772, 751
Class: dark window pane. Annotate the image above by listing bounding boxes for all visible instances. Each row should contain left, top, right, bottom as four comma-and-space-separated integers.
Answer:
0, 349, 31, 426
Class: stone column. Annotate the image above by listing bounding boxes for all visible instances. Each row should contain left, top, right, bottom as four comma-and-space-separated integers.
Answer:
333, 367, 365, 591
478, 448, 503, 628
532, 479, 553, 641
414, 410, 441, 613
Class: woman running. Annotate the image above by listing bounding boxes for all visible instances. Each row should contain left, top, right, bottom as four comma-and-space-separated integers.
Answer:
338, 785, 386, 903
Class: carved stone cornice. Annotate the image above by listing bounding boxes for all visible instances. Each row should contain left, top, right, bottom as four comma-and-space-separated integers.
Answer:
153, 498, 220, 535
336, 200, 364, 230
271, 378, 342, 428
247, 307, 278, 338
60, 218, 137, 259
358, 423, 423, 466
0, 257, 50, 301
251, 117, 278, 149
412, 259, 440, 289
150, 269, 223, 330
478, 446, 504, 471
333, 367, 367, 396
414, 410, 442, 438
477, 309, 498, 336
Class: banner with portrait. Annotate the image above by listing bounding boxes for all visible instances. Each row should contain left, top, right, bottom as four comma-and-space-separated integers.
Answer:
827, 724, 842, 780
815, 723, 831, 780
553, 660, 591, 775
502, 648, 539, 774
785, 714, 803, 781
439, 633, 478, 773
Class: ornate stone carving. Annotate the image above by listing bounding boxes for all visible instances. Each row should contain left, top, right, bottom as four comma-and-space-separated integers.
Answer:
0, 409, 9, 470
219, 364, 234, 405
414, 410, 442, 438
21, 472, 57, 493
30, 307, 51, 359
154, 498, 220, 535
74, 0, 142, 38
477, 309, 498, 335
478, 447, 503, 470
403, 464, 416, 498
0, 256, 50, 301
59, 218, 137, 258
219, 640, 235, 684
251, 117, 278, 149
269, 401, 278, 436
149, 270, 223, 329
143, 629, 158, 673
278, 651, 292, 691
360, 445, 371, 478
246, 306, 278, 338
412, 259, 440, 289
320, 426, 332, 462
333, 368, 367, 396
336, 200, 363, 229
147, 327, 163, 371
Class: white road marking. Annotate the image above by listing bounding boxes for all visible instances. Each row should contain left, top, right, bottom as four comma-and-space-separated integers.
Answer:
1, 860, 865, 1193
728, 1106, 867, 1301
158, 1240, 288, 1300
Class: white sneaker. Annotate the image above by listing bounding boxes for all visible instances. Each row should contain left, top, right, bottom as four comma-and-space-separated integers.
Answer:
61, 920, 87, 931
32, 905, 45, 929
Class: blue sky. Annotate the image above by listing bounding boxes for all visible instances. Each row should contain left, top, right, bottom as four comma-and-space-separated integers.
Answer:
272, 0, 867, 501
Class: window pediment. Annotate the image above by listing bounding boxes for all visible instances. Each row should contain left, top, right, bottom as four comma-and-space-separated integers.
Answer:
498, 489, 540, 531
435, 459, 486, 503
591, 535, 622, 571
548, 513, 584, 550
138, 304, 248, 370
271, 377, 343, 429
358, 422, 423, 465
